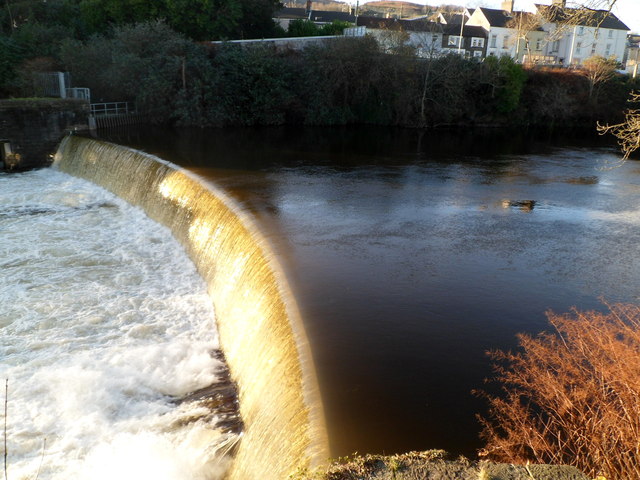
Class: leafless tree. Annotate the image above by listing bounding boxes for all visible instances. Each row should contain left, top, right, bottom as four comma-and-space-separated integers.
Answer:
505, 11, 544, 63
598, 92, 640, 160
581, 54, 618, 99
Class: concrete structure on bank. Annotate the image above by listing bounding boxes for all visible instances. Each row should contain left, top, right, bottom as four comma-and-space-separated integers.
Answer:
0, 98, 89, 170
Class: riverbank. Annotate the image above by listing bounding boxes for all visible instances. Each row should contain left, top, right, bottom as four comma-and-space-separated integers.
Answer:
297, 451, 589, 480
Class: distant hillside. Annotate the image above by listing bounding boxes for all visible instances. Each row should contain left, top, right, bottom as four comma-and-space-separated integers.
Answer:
282, 0, 442, 18
281, 0, 352, 12
359, 1, 431, 18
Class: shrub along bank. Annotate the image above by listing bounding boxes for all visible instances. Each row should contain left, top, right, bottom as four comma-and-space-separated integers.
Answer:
41, 22, 639, 130
3, 21, 639, 129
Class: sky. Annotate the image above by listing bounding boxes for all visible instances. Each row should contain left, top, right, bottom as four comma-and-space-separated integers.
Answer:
359, 0, 640, 33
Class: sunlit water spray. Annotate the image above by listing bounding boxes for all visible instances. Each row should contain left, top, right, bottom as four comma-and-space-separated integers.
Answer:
52, 136, 329, 480
0, 169, 238, 479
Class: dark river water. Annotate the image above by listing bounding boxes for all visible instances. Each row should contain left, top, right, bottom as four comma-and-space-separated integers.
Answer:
99, 126, 640, 458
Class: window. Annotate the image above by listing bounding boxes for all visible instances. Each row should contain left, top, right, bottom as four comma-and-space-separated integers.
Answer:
551, 40, 559, 52
578, 26, 584, 35
608, 29, 613, 38
591, 44, 597, 55
535, 38, 542, 51
576, 41, 582, 54
471, 37, 484, 48
432, 34, 438, 44
473, 50, 483, 57
605, 43, 612, 56
448, 35, 462, 47
503, 34, 509, 48
490, 34, 497, 48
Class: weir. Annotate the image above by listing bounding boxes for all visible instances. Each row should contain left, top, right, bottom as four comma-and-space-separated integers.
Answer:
54, 135, 329, 479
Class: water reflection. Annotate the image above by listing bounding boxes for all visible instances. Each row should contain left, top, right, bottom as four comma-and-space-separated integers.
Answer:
99, 126, 640, 458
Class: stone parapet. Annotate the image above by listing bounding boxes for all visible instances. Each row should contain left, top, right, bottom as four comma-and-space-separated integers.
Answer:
0, 98, 89, 170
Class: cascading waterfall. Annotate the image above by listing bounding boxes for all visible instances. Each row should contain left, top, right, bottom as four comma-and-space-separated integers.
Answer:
53, 135, 329, 480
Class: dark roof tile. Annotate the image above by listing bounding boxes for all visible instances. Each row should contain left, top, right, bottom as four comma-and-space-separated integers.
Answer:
535, 4, 629, 30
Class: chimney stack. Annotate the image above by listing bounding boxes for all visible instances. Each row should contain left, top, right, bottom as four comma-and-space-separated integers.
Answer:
501, 0, 514, 12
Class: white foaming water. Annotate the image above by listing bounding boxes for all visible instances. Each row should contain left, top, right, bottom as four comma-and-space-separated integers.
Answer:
0, 169, 235, 480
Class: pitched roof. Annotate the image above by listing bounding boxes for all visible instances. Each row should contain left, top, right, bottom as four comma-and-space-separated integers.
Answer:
308, 10, 355, 23
535, 4, 629, 30
274, 7, 355, 23
357, 16, 443, 33
477, 7, 514, 28
475, 7, 544, 31
439, 12, 466, 25
442, 24, 487, 38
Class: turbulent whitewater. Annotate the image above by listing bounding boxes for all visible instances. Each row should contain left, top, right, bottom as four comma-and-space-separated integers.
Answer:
50, 135, 329, 480
0, 168, 236, 479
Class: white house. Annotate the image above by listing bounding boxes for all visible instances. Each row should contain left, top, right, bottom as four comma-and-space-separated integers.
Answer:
357, 16, 488, 59
466, 0, 546, 62
357, 16, 445, 57
535, 1, 630, 65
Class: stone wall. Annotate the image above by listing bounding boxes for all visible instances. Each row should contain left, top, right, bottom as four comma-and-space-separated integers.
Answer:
0, 98, 89, 170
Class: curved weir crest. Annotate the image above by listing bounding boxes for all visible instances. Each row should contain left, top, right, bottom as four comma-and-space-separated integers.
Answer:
54, 136, 329, 480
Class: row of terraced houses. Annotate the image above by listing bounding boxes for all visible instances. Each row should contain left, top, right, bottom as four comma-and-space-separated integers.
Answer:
295, 0, 637, 72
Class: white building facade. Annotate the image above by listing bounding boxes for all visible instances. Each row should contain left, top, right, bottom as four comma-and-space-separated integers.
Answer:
536, 9, 629, 66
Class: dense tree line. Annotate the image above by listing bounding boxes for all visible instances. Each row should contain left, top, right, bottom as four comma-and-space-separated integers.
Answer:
0, 0, 281, 40
52, 22, 638, 129
2, 16, 638, 129
0, 0, 281, 95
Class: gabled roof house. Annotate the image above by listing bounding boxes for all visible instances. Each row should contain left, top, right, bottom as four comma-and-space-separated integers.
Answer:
535, 1, 630, 65
466, 0, 546, 62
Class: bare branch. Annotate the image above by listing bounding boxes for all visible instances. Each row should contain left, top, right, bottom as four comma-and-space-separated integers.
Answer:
478, 304, 640, 479
598, 92, 640, 160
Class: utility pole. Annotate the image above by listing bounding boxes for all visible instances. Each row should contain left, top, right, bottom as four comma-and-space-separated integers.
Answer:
458, 8, 465, 55
568, 24, 577, 65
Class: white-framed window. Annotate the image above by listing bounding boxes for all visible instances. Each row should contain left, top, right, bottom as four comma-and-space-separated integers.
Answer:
490, 34, 497, 48
448, 35, 462, 47
535, 38, 542, 51
578, 26, 584, 35
576, 41, 582, 54
551, 40, 559, 52
471, 37, 484, 48
503, 34, 509, 48
473, 50, 482, 57
608, 29, 613, 38
605, 43, 612, 56
591, 44, 597, 55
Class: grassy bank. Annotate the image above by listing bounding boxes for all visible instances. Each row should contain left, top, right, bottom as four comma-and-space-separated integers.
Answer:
294, 451, 590, 480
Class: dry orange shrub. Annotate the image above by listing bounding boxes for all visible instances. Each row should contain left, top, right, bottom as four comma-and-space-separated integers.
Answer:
477, 303, 640, 479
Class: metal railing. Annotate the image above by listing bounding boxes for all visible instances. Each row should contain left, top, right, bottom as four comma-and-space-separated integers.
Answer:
66, 87, 91, 102
33, 72, 70, 98
90, 102, 131, 116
